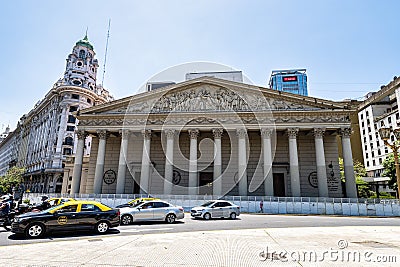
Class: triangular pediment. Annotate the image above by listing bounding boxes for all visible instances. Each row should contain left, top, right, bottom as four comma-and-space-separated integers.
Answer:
79, 77, 351, 116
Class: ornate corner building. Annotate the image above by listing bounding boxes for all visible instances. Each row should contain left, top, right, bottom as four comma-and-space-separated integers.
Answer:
0, 35, 113, 193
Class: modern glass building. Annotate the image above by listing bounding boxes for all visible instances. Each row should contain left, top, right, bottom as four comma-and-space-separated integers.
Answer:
268, 69, 308, 96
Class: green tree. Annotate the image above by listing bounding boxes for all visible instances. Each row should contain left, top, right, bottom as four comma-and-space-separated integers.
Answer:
339, 158, 373, 198
0, 166, 25, 193
382, 153, 397, 191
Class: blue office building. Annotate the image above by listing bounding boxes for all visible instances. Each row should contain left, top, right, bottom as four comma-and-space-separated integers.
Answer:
268, 69, 308, 96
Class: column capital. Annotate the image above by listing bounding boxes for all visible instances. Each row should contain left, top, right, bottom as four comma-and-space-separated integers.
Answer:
76, 130, 88, 140
260, 128, 273, 138
212, 128, 223, 139
120, 129, 132, 139
313, 128, 325, 138
236, 128, 247, 139
339, 127, 352, 138
287, 128, 299, 139
142, 129, 152, 139
97, 130, 109, 140
188, 129, 200, 139
164, 129, 176, 139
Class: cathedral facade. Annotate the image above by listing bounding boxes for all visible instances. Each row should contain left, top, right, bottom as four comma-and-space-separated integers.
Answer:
69, 77, 358, 198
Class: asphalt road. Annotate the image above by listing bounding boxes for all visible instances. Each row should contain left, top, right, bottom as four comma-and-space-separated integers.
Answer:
0, 213, 398, 247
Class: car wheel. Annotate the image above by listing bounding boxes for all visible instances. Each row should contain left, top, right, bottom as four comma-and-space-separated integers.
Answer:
25, 223, 45, 238
95, 221, 110, 234
229, 212, 237, 220
203, 212, 211, 220
121, 214, 133, 225
165, 214, 176, 224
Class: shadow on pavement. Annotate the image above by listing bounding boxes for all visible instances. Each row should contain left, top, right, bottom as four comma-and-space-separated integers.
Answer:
7, 228, 120, 241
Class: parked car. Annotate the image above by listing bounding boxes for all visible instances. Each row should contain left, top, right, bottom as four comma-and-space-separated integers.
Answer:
115, 197, 159, 208
11, 200, 120, 238
190, 200, 240, 220
119, 200, 184, 225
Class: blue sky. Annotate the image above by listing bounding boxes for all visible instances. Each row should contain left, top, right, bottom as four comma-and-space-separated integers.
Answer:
1, 0, 399, 130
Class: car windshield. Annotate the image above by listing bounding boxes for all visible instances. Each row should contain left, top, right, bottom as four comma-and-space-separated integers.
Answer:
201, 201, 215, 207
47, 204, 64, 212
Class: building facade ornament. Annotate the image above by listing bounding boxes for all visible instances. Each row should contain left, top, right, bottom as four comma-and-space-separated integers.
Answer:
339, 127, 352, 138
141, 129, 152, 139
236, 128, 247, 139
164, 129, 176, 139
287, 128, 299, 139
260, 128, 273, 138
97, 130, 109, 140
188, 129, 200, 139
313, 128, 325, 138
120, 129, 132, 139
212, 128, 223, 139
76, 130, 88, 140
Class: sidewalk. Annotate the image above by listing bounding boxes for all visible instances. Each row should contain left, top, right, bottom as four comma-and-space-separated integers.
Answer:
1, 226, 400, 266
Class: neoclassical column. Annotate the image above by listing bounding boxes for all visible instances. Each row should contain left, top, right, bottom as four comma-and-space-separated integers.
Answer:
237, 128, 248, 196
314, 128, 328, 197
212, 128, 223, 196
93, 130, 109, 194
116, 130, 131, 194
188, 129, 200, 195
71, 130, 87, 194
163, 129, 176, 195
261, 128, 274, 196
288, 128, 301, 197
340, 128, 357, 198
140, 129, 152, 194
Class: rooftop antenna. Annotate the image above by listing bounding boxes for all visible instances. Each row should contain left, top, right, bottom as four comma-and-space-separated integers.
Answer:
101, 19, 111, 87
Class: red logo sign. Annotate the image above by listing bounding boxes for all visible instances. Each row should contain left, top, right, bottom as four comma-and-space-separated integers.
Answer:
283, 76, 297, 82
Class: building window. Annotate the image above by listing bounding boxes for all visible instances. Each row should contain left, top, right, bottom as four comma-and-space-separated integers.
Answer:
69, 106, 78, 112
379, 158, 382, 164
79, 49, 86, 59
64, 137, 74, 146
373, 159, 376, 166
366, 153, 369, 159
388, 117, 392, 123
71, 94, 80, 100
87, 98, 91, 104
372, 151, 375, 157
362, 130, 365, 135
360, 114, 363, 120
385, 147, 389, 153
63, 148, 72, 155
367, 161, 370, 167
66, 126, 75, 132
67, 115, 76, 123
368, 127, 371, 132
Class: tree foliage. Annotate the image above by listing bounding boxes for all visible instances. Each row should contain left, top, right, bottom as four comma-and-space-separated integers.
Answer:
382, 153, 397, 190
0, 166, 25, 193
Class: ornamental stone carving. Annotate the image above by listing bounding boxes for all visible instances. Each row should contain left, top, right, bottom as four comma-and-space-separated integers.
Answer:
287, 128, 299, 139
120, 129, 132, 139
212, 128, 223, 139
76, 130, 88, 140
142, 129, 152, 139
339, 127, 352, 138
313, 128, 325, 139
260, 128, 273, 138
97, 130, 109, 140
236, 128, 247, 139
164, 129, 176, 139
188, 129, 200, 139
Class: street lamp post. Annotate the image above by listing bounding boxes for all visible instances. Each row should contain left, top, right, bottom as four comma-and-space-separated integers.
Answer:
378, 127, 400, 198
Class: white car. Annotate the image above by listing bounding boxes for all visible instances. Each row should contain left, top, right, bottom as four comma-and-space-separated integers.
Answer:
190, 200, 240, 220
119, 200, 184, 225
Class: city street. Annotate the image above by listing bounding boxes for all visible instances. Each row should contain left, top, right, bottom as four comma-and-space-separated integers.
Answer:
0, 214, 398, 246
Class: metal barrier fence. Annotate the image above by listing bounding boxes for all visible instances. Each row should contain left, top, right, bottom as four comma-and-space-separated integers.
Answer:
24, 193, 400, 217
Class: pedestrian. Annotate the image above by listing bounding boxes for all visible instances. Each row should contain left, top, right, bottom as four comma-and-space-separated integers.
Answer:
259, 200, 264, 213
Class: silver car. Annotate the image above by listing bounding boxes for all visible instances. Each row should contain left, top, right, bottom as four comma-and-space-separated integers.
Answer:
119, 200, 184, 225
191, 200, 240, 220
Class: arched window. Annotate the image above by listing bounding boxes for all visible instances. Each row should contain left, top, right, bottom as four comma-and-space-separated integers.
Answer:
79, 50, 86, 59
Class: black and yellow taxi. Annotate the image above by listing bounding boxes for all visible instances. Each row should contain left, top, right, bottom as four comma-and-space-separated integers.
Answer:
12, 200, 120, 238
48, 197, 75, 206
